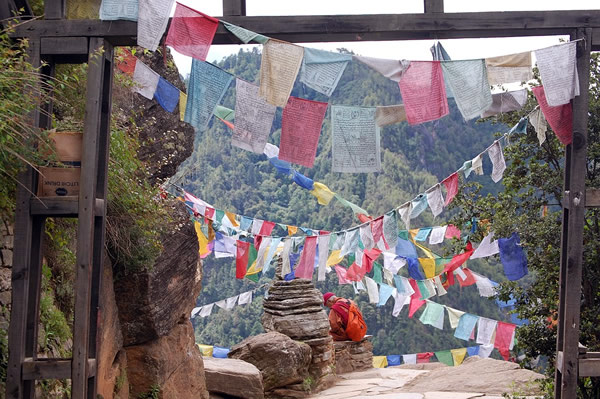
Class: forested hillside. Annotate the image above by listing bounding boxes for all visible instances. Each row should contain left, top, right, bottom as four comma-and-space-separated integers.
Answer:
179, 48, 512, 356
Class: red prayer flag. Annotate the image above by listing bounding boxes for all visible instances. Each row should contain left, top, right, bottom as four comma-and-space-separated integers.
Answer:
279, 97, 328, 168
236, 240, 250, 279
357, 213, 373, 223
398, 61, 449, 125
259, 220, 276, 236
442, 172, 459, 206
456, 268, 476, 287
494, 322, 516, 360
204, 207, 215, 220
445, 224, 461, 239
444, 242, 474, 274
346, 262, 364, 281
295, 236, 317, 279
165, 3, 219, 61
334, 265, 352, 284
532, 85, 573, 145
408, 279, 426, 318
417, 352, 434, 363
363, 248, 382, 274
371, 216, 386, 248
116, 49, 137, 76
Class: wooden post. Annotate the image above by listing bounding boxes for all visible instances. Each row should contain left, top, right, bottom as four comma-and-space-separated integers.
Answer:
424, 0, 444, 13
554, 27, 592, 398
44, 0, 66, 20
222, 0, 246, 16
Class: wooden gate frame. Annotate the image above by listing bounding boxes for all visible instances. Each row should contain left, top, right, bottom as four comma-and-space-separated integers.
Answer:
3, 0, 600, 397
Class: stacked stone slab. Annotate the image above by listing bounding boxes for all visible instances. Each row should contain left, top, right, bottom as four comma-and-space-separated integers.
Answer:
333, 338, 374, 374
261, 276, 336, 396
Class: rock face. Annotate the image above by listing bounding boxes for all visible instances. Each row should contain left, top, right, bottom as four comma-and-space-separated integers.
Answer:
229, 332, 312, 392
259, 273, 337, 397
126, 321, 209, 399
0, 219, 13, 335
332, 338, 374, 374
204, 357, 265, 399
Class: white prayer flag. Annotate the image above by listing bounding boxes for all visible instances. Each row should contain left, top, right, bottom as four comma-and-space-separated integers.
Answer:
433, 276, 447, 296
191, 306, 202, 318
198, 304, 214, 318
481, 89, 528, 118
471, 232, 500, 259
226, 295, 239, 310
403, 354, 417, 364
255, 237, 271, 271
441, 60, 492, 121
393, 293, 411, 317
238, 291, 253, 305
529, 107, 548, 145
341, 228, 359, 257
353, 55, 411, 82
479, 344, 495, 358
360, 224, 375, 250
300, 48, 352, 96
317, 235, 329, 281
398, 203, 412, 231
427, 184, 445, 217
429, 226, 447, 245
132, 61, 159, 99
485, 51, 533, 85
473, 272, 497, 298
477, 317, 498, 345
364, 276, 380, 304
535, 42, 579, 106
445, 306, 465, 329
233, 79, 277, 154
383, 252, 406, 274
138, 0, 175, 51
488, 141, 506, 183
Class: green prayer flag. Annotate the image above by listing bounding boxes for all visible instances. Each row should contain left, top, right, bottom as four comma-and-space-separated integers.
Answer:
213, 105, 235, 122
398, 230, 409, 240
435, 350, 454, 366
372, 262, 383, 284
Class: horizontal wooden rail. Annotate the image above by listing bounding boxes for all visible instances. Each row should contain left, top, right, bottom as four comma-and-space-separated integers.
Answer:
30, 197, 104, 217
22, 358, 96, 380
9, 10, 600, 47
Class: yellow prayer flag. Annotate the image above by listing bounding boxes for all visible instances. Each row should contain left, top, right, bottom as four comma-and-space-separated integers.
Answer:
194, 221, 211, 257
288, 225, 298, 236
197, 344, 214, 357
372, 356, 388, 368
226, 211, 240, 227
179, 92, 188, 121
419, 258, 436, 279
246, 260, 261, 275
414, 241, 436, 259
409, 228, 420, 240
310, 182, 335, 205
327, 250, 344, 267
451, 348, 467, 366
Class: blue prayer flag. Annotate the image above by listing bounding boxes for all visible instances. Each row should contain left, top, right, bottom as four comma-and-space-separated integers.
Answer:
292, 171, 314, 190
212, 346, 230, 358
395, 238, 418, 258
454, 313, 479, 341
498, 232, 528, 280
154, 77, 180, 113
467, 346, 480, 357
406, 257, 426, 280
387, 355, 401, 366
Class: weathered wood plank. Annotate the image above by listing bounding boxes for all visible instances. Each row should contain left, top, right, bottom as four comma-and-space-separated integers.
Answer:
22, 358, 96, 380
9, 10, 600, 44
29, 197, 104, 217
424, 0, 444, 13
44, 0, 66, 20
41, 37, 88, 55
222, 0, 246, 16
593, 28, 600, 51
71, 37, 107, 399
555, 28, 591, 399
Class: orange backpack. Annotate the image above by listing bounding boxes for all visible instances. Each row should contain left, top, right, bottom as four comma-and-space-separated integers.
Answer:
345, 303, 367, 342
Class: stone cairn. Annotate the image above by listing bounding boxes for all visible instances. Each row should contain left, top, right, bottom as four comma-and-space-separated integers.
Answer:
261, 259, 337, 395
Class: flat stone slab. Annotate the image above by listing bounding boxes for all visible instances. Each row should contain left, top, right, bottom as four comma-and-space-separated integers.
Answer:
203, 357, 264, 399
423, 392, 485, 399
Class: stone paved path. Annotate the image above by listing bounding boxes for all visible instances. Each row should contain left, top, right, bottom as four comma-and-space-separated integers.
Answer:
308, 357, 544, 399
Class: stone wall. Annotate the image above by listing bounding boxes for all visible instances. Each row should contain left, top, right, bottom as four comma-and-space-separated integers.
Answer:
332, 338, 374, 374
0, 218, 13, 333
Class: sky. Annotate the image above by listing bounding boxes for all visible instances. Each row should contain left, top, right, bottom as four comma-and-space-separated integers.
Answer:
169, 0, 600, 76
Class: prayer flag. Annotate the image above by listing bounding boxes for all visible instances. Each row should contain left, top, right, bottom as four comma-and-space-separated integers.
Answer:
467, 346, 480, 357
384, 253, 406, 274
154, 77, 180, 113
354, 55, 411, 82
360, 224, 375, 250
535, 42, 579, 106
396, 238, 418, 258
310, 182, 335, 205
236, 240, 250, 279
498, 232, 528, 280
99, 0, 137, 21
410, 194, 428, 219
116, 49, 137, 76
419, 301, 445, 329
482, 89, 528, 118
474, 273, 497, 297
194, 221, 211, 258
494, 322, 517, 353
378, 284, 396, 307
479, 344, 494, 359
370, 216, 385, 249
485, 51, 532, 85
477, 317, 498, 345
435, 350, 454, 366
66, 0, 100, 19
417, 352, 434, 363
179, 92, 187, 121
334, 265, 352, 284
419, 258, 436, 279
365, 276, 380, 304
429, 226, 447, 245
488, 141, 506, 183
259, 220, 276, 236
427, 184, 445, 217
300, 48, 352, 96
387, 355, 402, 366
295, 236, 317, 279
292, 171, 314, 190
165, 3, 218, 61
442, 172, 459, 206
133, 61, 159, 99
383, 211, 398, 249
317, 235, 329, 281
373, 356, 388, 368
398, 203, 412, 230
454, 313, 479, 341
232, 79, 277, 153
403, 354, 417, 365
184, 59, 233, 131
331, 106, 381, 173
532, 85, 572, 145
198, 304, 214, 318
445, 306, 465, 329
222, 21, 268, 44
259, 39, 304, 107
393, 291, 411, 317
398, 61, 449, 125
415, 228, 432, 242
279, 96, 328, 167
263, 237, 282, 273
341, 229, 360, 257
441, 60, 492, 121
450, 348, 467, 366
408, 279, 426, 317
471, 232, 499, 259
529, 107, 548, 145
138, 0, 174, 51
433, 276, 447, 296
407, 258, 426, 280
375, 105, 407, 127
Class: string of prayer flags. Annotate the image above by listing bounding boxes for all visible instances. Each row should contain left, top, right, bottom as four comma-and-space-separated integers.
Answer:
232, 79, 277, 153
450, 348, 467, 366
99, 0, 137, 21
354, 55, 411, 82
529, 107, 548, 145
279, 97, 328, 167
300, 48, 352, 97
222, 21, 269, 44
532, 85, 573, 145
454, 313, 479, 341
375, 105, 407, 127
259, 39, 304, 107
482, 89, 528, 118
485, 51, 533, 85
138, 0, 175, 51
498, 232, 528, 281
535, 42, 579, 106
184, 59, 233, 131
132, 61, 160, 99
399, 61, 449, 125
331, 106, 381, 173
166, 3, 219, 62
154, 77, 180, 113
441, 60, 492, 121
488, 141, 507, 183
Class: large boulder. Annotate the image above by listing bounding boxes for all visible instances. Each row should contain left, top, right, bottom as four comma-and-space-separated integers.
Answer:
229, 332, 312, 391
204, 358, 264, 399
113, 201, 203, 346
125, 321, 209, 399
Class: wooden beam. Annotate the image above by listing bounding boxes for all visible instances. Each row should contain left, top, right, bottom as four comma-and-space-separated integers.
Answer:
29, 197, 104, 217
424, 0, 444, 13
44, 0, 66, 20
22, 358, 96, 380
222, 0, 246, 16
41, 37, 88, 55
9, 10, 600, 45
594, 29, 600, 51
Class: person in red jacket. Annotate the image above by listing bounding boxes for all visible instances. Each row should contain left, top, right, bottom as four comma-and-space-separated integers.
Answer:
323, 292, 360, 341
